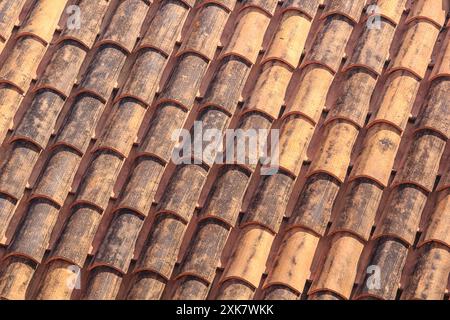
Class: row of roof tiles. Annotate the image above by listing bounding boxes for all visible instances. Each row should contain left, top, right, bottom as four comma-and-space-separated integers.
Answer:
0, 0, 448, 300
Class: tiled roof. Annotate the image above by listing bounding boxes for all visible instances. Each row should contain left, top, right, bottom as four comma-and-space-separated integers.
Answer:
0, 0, 448, 300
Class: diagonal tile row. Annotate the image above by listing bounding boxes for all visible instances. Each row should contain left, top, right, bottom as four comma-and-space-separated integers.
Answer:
0, 0, 69, 143
211, 0, 368, 300
264, 0, 408, 300
172, 0, 324, 300
0, 0, 152, 299
307, 0, 448, 300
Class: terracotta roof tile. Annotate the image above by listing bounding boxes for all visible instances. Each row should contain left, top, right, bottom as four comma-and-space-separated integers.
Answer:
18, 0, 67, 44
358, 238, 410, 300
309, 120, 359, 183
7, 199, 60, 264
0, 256, 35, 300
179, 2, 233, 61
392, 132, 446, 192
0, 87, 23, 143
0, 0, 28, 50
321, 0, 365, 24
402, 242, 450, 300
406, 0, 447, 28
376, 0, 406, 24
302, 16, 355, 74
421, 189, 450, 248
264, 229, 319, 294
244, 62, 292, 120
220, 226, 274, 288
0, 0, 448, 301
344, 12, 399, 77
96, 0, 149, 54
401, 164, 449, 300
431, 35, 450, 81
56, 0, 110, 50
310, 233, 364, 299
389, 22, 439, 80
261, 11, 311, 70
350, 123, 404, 187
34, 259, 78, 300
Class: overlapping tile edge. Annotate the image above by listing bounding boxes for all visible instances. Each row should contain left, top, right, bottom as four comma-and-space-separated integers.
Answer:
0, 0, 448, 300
